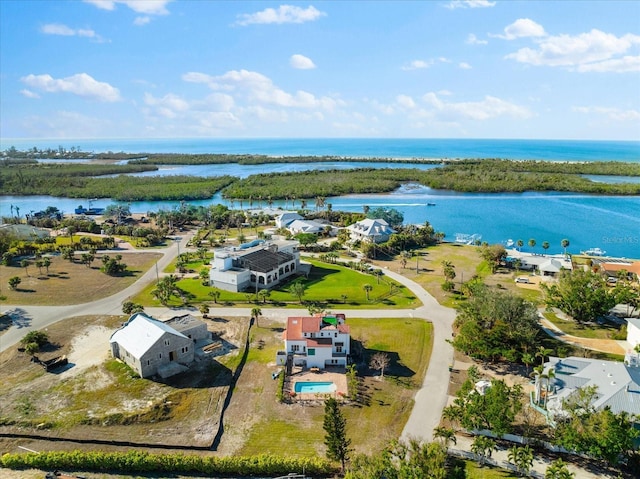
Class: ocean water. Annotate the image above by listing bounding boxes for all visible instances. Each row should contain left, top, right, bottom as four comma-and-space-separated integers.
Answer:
2, 137, 640, 161
1, 138, 639, 258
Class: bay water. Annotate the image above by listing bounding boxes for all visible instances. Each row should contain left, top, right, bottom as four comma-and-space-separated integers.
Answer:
1, 138, 639, 258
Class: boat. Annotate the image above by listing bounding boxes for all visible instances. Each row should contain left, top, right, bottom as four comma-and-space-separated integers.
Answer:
454, 233, 482, 245
580, 247, 606, 256
426, 202, 436, 206
505, 239, 514, 248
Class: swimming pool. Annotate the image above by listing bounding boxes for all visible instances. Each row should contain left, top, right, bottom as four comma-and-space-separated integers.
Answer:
294, 381, 337, 394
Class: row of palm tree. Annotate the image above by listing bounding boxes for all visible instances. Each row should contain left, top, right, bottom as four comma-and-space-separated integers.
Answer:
515, 238, 570, 255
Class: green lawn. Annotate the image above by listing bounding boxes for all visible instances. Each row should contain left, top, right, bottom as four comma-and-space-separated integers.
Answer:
132, 257, 420, 309
237, 317, 433, 457
542, 311, 624, 340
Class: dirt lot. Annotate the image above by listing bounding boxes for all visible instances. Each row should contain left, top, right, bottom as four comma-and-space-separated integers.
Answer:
0, 313, 249, 456
0, 252, 162, 306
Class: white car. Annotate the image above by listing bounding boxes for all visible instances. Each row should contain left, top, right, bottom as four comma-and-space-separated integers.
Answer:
515, 277, 530, 284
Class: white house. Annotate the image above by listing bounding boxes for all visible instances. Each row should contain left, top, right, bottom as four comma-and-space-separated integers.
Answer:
627, 318, 640, 350
287, 219, 326, 235
275, 212, 303, 229
541, 356, 640, 420
109, 312, 206, 379
347, 218, 395, 244
209, 239, 300, 292
281, 314, 350, 369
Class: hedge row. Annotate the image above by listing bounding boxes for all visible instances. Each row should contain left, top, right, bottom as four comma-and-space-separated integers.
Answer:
0, 450, 336, 476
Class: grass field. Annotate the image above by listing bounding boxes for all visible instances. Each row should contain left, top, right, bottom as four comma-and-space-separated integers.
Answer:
0, 252, 162, 306
132, 256, 419, 309
542, 311, 625, 340
230, 317, 433, 457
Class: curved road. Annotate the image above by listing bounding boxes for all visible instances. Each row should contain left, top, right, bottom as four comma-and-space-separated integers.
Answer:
0, 235, 455, 444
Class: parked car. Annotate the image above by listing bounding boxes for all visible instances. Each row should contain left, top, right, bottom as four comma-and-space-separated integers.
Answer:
515, 277, 530, 284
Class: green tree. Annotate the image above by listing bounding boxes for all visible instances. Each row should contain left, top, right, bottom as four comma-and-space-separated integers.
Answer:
122, 301, 144, 315
545, 458, 574, 479
508, 445, 534, 476
521, 352, 535, 376
366, 206, 404, 228
451, 286, 540, 362
399, 250, 411, 269
542, 241, 550, 254
445, 378, 523, 437
199, 303, 210, 318
208, 289, 221, 304
288, 281, 307, 303
20, 330, 49, 348
433, 426, 457, 449
151, 275, 180, 306
516, 239, 524, 251
251, 306, 262, 328
541, 269, 617, 324
8, 276, 21, 290
479, 244, 507, 273
42, 256, 51, 274
20, 259, 29, 276
470, 435, 497, 467
363, 283, 373, 301
553, 386, 639, 466
323, 397, 351, 472
257, 288, 270, 304
104, 203, 131, 224
561, 238, 570, 257
528, 238, 536, 252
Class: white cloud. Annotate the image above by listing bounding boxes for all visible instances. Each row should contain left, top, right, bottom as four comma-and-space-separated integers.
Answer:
577, 55, 640, 73
506, 29, 640, 72
83, 0, 171, 15
459, 62, 472, 69
41, 23, 104, 41
421, 92, 531, 120
235, 5, 326, 26
467, 33, 488, 45
144, 92, 189, 118
446, 0, 496, 9
402, 60, 431, 70
21, 73, 121, 102
290, 54, 316, 69
183, 69, 342, 111
573, 106, 640, 121
396, 95, 416, 109
493, 18, 546, 40
134, 16, 151, 26
20, 89, 40, 99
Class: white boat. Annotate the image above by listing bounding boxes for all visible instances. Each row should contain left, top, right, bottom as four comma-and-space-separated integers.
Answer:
505, 239, 514, 248
455, 233, 482, 245
580, 247, 606, 256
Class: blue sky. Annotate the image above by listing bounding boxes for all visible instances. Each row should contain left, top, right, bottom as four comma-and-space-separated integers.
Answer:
1, 0, 639, 141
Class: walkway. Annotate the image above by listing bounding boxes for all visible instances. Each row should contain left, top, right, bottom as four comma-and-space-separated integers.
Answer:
539, 316, 629, 355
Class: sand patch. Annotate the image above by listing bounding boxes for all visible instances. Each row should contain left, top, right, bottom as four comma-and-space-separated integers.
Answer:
63, 326, 113, 378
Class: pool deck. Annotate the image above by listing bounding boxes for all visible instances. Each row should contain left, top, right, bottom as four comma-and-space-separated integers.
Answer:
288, 367, 348, 401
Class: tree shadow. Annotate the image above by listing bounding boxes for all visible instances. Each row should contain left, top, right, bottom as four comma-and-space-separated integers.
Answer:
4, 308, 33, 329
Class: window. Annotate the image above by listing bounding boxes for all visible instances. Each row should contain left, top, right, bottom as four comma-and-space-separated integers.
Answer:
335, 333, 338, 337
336, 346, 343, 353
147, 360, 150, 366
164, 339, 170, 346
292, 344, 300, 352
308, 348, 315, 356
159, 353, 162, 359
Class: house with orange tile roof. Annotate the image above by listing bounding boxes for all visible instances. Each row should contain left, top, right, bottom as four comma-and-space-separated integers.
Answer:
281, 314, 350, 369
599, 261, 640, 283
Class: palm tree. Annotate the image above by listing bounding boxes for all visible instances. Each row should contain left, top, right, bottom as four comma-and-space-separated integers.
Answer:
561, 238, 570, 257
516, 239, 524, 251
251, 307, 262, 327
471, 436, 496, 467
542, 241, 550, 255
257, 288, 270, 304
363, 283, 373, 301
508, 445, 534, 477
20, 259, 29, 277
528, 238, 536, 252
208, 289, 221, 303
42, 256, 51, 274
400, 250, 411, 269
531, 364, 545, 405
536, 345, 553, 366
433, 426, 457, 449
545, 458, 574, 479
522, 352, 534, 376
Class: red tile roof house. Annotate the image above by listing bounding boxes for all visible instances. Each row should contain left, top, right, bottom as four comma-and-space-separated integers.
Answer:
280, 314, 350, 369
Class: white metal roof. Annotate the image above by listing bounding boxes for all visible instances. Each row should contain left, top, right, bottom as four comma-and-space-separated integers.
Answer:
109, 312, 188, 359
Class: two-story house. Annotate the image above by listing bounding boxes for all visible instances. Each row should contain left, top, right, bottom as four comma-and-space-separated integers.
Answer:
209, 239, 300, 292
347, 218, 395, 244
281, 314, 350, 369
